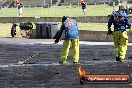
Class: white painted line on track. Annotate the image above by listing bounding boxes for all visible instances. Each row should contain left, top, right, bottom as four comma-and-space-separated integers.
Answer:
0, 60, 131, 68
1, 38, 132, 46
1, 40, 132, 46
0, 63, 61, 68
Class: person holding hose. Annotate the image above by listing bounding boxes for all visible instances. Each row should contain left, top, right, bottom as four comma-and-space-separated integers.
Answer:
54, 16, 79, 64
107, 6, 131, 62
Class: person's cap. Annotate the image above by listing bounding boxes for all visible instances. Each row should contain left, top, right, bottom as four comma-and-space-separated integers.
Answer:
62, 16, 69, 19
13, 23, 18, 26
62, 16, 69, 23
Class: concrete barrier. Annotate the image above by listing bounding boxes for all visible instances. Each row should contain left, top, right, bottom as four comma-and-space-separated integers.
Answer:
0, 16, 115, 23
78, 30, 111, 41
78, 30, 132, 42
1, 16, 132, 23
28, 30, 132, 43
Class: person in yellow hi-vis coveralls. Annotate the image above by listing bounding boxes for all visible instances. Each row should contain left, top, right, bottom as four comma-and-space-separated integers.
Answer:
54, 16, 79, 64
108, 7, 131, 62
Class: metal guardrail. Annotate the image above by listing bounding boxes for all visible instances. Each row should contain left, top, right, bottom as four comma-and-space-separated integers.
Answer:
0, 3, 115, 17
0, 1, 131, 17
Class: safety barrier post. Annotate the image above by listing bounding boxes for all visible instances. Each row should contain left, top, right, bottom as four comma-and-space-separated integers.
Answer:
69, 4, 72, 17
94, 3, 96, 16
78, 3, 80, 17
61, 3, 64, 16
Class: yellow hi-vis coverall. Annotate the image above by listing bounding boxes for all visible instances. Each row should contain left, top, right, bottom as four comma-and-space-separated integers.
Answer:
60, 39, 79, 63
108, 10, 131, 61
113, 31, 128, 60
54, 17, 79, 63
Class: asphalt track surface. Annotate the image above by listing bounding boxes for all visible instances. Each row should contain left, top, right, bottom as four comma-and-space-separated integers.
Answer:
0, 38, 132, 88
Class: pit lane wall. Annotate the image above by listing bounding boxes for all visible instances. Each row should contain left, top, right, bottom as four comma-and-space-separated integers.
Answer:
29, 30, 132, 42
78, 30, 132, 42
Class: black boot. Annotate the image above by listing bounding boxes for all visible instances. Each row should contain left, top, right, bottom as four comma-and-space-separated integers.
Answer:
119, 58, 125, 62
116, 57, 125, 62
116, 57, 120, 61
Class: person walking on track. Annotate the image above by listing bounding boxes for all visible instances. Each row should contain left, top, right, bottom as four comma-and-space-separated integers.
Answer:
107, 6, 131, 62
54, 16, 79, 64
